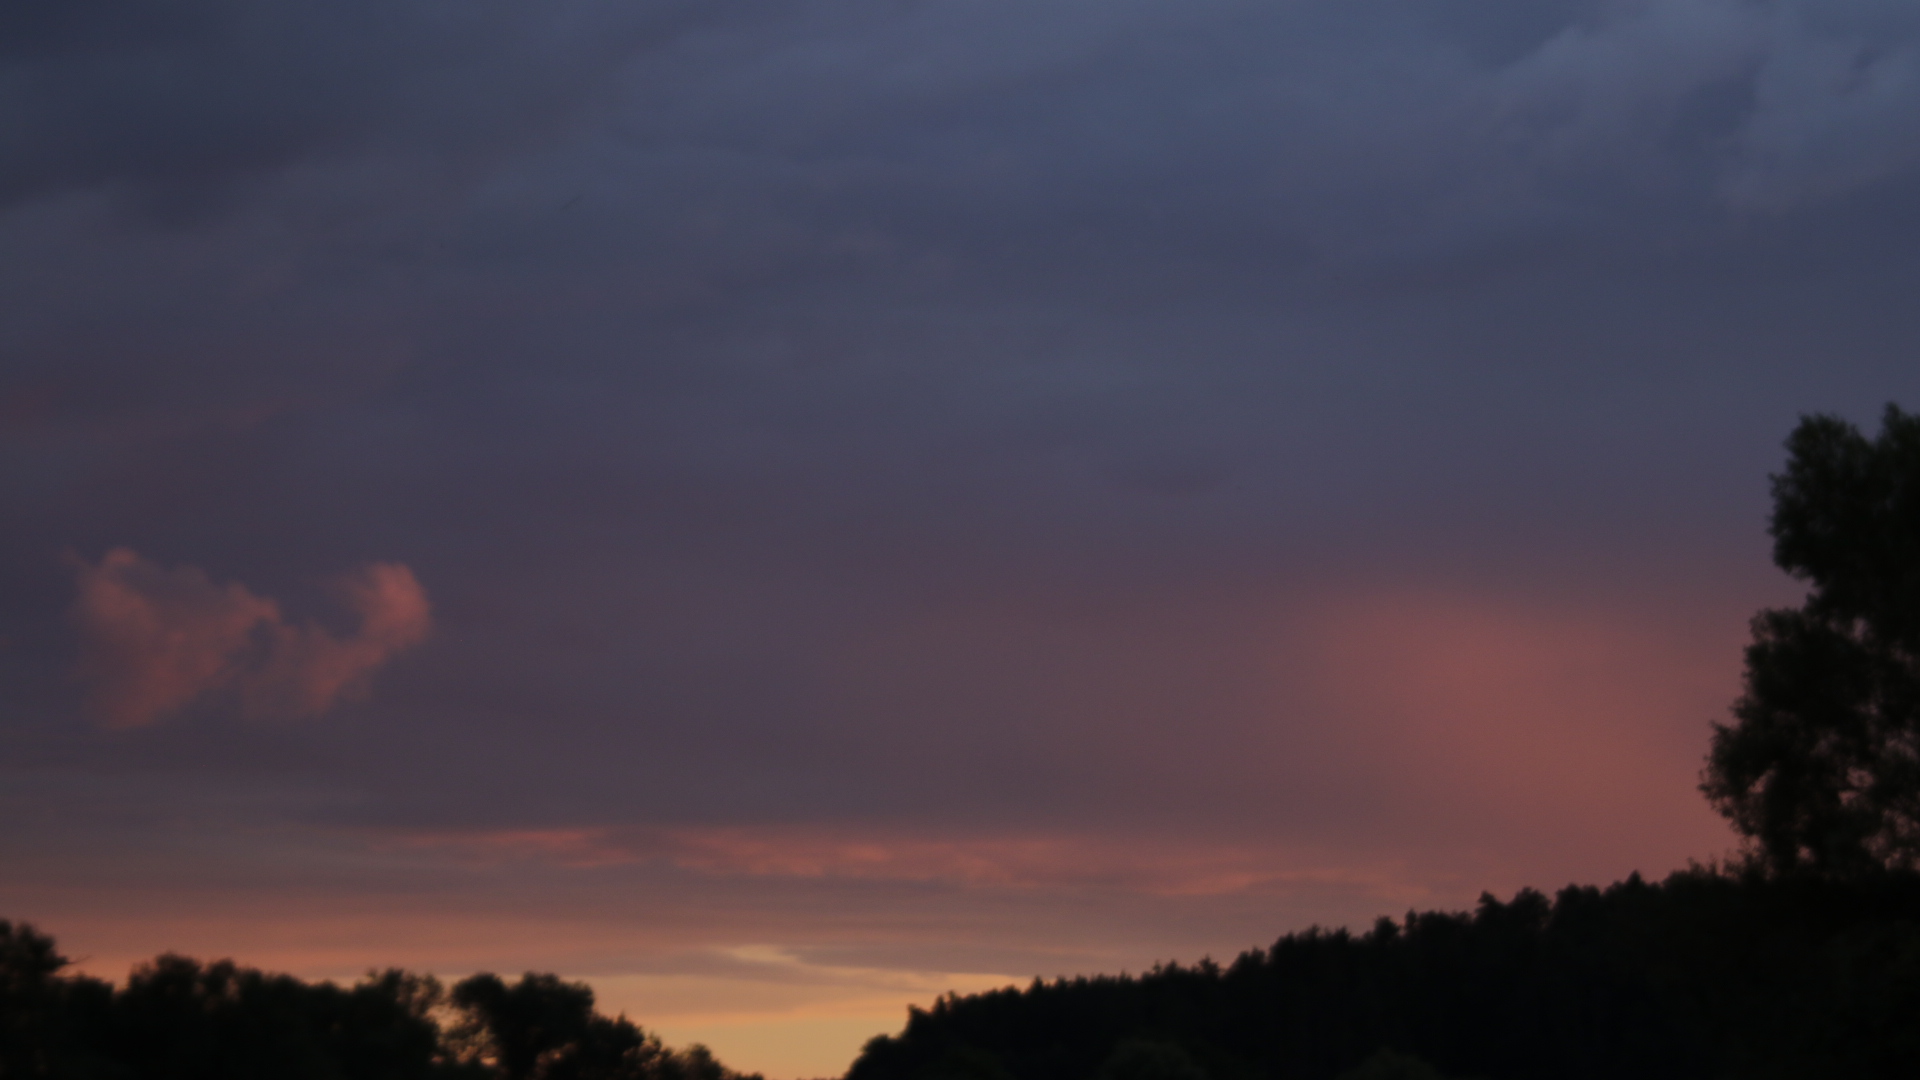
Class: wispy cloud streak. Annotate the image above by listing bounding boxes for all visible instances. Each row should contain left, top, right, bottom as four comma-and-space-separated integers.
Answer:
377, 824, 1432, 902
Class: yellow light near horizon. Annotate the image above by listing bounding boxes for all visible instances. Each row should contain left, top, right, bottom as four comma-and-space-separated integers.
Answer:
588, 968, 1026, 1080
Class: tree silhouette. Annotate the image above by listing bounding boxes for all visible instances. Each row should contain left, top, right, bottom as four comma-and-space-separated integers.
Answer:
448, 971, 742, 1080
0, 920, 67, 1072
0, 922, 761, 1080
110, 953, 449, 1079
1704, 405, 1920, 876
0, 920, 115, 1078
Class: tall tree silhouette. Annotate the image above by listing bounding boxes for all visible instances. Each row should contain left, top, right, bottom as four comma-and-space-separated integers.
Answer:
1704, 404, 1920, 876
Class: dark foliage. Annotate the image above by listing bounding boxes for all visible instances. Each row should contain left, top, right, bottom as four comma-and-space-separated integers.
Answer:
846, 871, 1920, 1080
106, 956, 447, 1080
0, 919, 117, 1079
449, 971, 738, 1080
1705, 404, 1920, 875
0, 922, 758, 1080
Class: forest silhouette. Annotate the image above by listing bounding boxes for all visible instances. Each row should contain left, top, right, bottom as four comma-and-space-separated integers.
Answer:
0, 928, 762, 1080
7, 409, 1920, 1078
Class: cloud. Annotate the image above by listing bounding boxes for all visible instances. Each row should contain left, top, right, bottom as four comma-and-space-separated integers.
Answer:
0, 0, 724, 216
378, 824, 1433, 902
70, 548, 430, 727
69, 549, 280, 729
1724, 3, 1920, 208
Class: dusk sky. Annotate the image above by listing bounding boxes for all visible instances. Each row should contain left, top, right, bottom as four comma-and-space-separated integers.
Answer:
6, 1, 1920, 1075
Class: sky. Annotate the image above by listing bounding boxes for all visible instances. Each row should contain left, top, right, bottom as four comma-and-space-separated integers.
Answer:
6, 0, 1920, 1074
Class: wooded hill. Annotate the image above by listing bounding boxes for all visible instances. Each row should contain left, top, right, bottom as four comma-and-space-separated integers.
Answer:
8, 868, 1918, 1079
845, 869, 1920, 1080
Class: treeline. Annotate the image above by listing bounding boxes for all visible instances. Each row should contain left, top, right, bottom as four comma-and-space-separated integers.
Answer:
0, 921, 761, 1080
10, 871, 1917, 1080
846, 869, 1920, 1080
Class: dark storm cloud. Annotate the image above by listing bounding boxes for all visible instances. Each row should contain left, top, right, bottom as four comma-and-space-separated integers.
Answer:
11, 1, 1920, 256
8, 0, 1920, 749
5, 0, 1917, 653
0, 0, 736, 216
555, 0, 1920, 267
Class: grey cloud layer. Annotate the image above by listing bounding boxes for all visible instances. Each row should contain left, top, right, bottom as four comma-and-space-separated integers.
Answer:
6, 0, 1920, 867
0, 0, 731, 214
12, 2, 1920, 251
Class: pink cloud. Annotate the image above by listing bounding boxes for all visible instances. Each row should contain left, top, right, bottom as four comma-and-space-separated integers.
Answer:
71, 548, 430, 728
383, 828, 644, 869
654, 828, 1418, 898
238, 562, 433, 719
